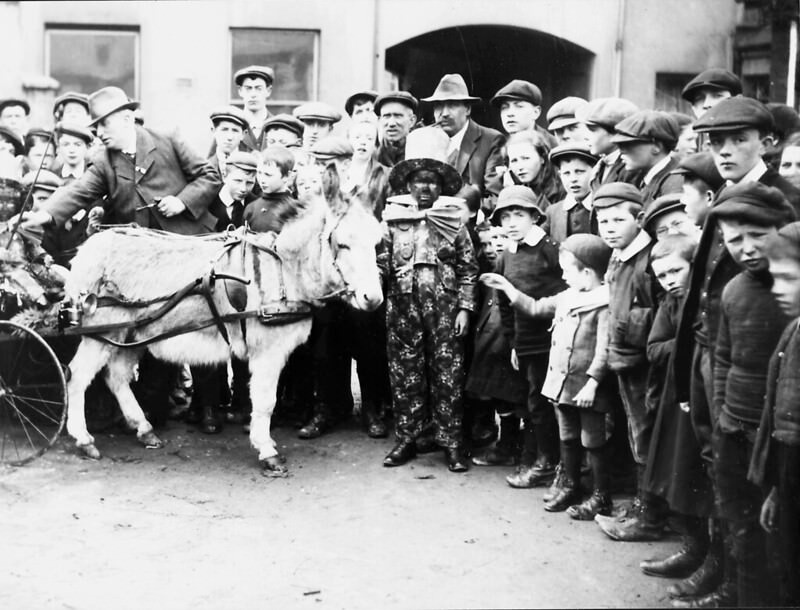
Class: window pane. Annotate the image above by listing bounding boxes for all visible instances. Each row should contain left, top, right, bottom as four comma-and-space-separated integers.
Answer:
48, 29, 138, 96
231, 29, 317, 103
654, 72, 695, 114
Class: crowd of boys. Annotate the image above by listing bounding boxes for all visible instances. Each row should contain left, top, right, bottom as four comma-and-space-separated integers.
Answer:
4, 64, 800, 606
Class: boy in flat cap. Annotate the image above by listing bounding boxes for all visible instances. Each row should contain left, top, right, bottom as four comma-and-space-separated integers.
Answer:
293, 102, 341, 151
208, 106, 248, 179
640, 193, 699, 242
344, 90, 378, 124
490, 80, 556, 144
232, 65, 275, 152
682, 68, 742, 120
673, 151, 724, 229
545, 143, 599, 243
53, 92, 91, 126
374, 91, 418, 168
591, 182, 667, 542
612, 110, 683, 208
546, 97, 591, 145
52, 123, 93, 184
264, 114, 304, 150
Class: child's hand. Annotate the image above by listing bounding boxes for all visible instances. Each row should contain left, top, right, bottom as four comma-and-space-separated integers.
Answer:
574, 378, 598, 408
760, 486, 778, 533
454, 309, 470, 337
510, 348, 519, 371
480, 273, 517, 298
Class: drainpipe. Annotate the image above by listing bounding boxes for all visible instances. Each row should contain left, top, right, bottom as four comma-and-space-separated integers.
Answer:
788, 0, 799, 107
372, 0, 381, 90
613, 0, 626, 97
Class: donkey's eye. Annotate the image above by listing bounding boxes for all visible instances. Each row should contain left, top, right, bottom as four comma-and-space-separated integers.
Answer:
338, 243, 351, 250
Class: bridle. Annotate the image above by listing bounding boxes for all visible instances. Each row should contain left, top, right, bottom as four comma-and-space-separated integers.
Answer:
313, 211, 355, 303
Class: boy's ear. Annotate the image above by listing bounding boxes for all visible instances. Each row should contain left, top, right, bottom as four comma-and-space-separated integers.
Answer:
636, 210, 646, 228
704, 190, 715, 205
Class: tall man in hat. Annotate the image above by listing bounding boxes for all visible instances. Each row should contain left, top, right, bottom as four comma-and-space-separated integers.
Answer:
375, 91, 418, 168
231, 65, 275, 152
423, 74, 504, 199
378, 126, 479, 473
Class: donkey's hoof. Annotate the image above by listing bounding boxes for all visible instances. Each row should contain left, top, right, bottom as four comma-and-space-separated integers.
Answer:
138, 431, 164, 449
260, 455, 289, 477
79, 443, 101, 460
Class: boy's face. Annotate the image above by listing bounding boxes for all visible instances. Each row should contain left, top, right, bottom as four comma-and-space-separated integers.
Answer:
407, 169, 442, 208
652, 209, 696, 241
708, 128, 766, 182
295, 165, 323, 197
349, 122, 377, 161
586, 124, 615, 156
618, 140, 659, 171
302, 119, 333, 148
779, 145, 800, 190
689, 87, 732, 119
507, 142, 542, 184
769, 256, 800, 317
266, 127, 301, 149
499, 207, 538, 242
489, 227, 508, 259
27, 142, 56, 171
552, 122, 591, 145
477, 230, 495, 264
351, 100, 375, 123
257, 160, 289, 194
0, 104, 28, 137
718, 217, 777, 272
238, 77, 271, 112
681, 179, 713, 227
558, 249, 594, 291
596, 204, 640, 250
224, 167, 256, 201
674, 125, 698, 159
57, 134, 88, 166
61, 102, 91, 125
557, 157, 592, 201
499, 100, 540, 134
651, 252, 691, 298
213, 120, 244, 156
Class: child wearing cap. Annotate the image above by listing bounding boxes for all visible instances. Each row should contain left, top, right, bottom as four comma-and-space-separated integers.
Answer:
53, 123, 93, 184
591, 182, 668, 542
233, 65, 275, 152
24, 130, 56, 174
749, 221, 800, 607
544, 144, 599, 242
673, 152, 724, 229
641, 193, 699, 242
483, 233, 616, 519
490, 185, 567, 487
546, 97, 591, 145
208, 107, 248, 177
503, 130, 564, 206
681, 68, 742, 120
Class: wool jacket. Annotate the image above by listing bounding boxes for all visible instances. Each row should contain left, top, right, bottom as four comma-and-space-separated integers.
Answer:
639, 155, 682, 210
646, 292, 682, 413
543, 194, 594, 243
242, 191, 302, 234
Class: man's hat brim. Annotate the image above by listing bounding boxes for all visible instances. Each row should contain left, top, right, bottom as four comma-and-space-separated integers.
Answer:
422, 94, 481, 104
89, 100, 140, 127
389, 158, 463, 197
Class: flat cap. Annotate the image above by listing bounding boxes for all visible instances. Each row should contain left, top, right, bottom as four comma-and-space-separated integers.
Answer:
234, 65, 274, 86
575, 97, 639, 131
21, 169, 62, 192
309, 136, 354, 160
766, 103, 800, 140
345, 90, 378, 116
561, 233, 612, 275
55, 122, 94, 145
546, 97, 588, 131
0, 98, 30, 116
711, 182, 796, 227
490, 80, 542, 107
593, 182, 644, 209
0, 126, 25, 156
548, 143, 599, 167
209, 105, 249, 130
53, 91, 89, 115
26, 127, 53, 142
692, 97, 773, 133
374, 91, 419, 115
641, 193, 685, 233
490, 185, 544, 225
670, 152, 724, 191
264, 113, 305, 138
226, 151, 258, 173
612, 110, 680, 148
681, 68, 742, 102
293, 102, 342, 124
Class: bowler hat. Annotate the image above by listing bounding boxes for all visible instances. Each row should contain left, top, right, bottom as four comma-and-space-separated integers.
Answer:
692, 97, 773, 134
209, 105, 249, 131
388, 127, 463, 196
422, 74, 481, 104
309, 136, 354, 161
576, 97, 639, 131
593, 182, 644, 209
490, 80, 542, 107
53, 92, 89, 117
293, 102, 342, 124
681, 68, 742, 102
87, 86, 139, 127
561, 233, 612, 275
55, 122, 94, 145
0, 98, 30, 116
490, 185, 545, 225
0, 126, 25, 156
670, 152, 724, 191
374, 91, 419, 115
21, 169, 62, 193
712, 182, 796, 227
546, 97, 588, 131
612, 110, 680, 149
549, 143, 598, 167
234, 65, 274, 87
345, 90, 378, 116
264, 113, 305, 139
226, 151, 258, 173
641, 193, 686, 233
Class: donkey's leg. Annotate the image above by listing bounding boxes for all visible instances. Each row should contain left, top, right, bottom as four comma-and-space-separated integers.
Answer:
66, 339, 111, 459
103, 349, 163, 449
248, 348, 287, 475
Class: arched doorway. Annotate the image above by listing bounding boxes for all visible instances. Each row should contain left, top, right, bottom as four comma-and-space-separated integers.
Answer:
385, 25, 594, 130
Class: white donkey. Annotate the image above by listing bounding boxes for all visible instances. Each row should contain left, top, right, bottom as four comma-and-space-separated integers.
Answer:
63, 196, 383, 474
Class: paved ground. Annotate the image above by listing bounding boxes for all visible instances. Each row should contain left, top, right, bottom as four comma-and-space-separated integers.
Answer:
0, 418, 681, 609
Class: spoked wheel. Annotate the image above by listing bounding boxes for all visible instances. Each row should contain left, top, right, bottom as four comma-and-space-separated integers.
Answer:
0, 321, 68, 465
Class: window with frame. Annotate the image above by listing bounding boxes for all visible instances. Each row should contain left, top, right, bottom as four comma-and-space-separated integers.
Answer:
654, 72, 695, 114
46, 26, 139, 97
231, 28, 319, 115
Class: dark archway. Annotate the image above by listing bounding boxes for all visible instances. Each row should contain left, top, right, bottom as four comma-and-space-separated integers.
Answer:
385, 25, 594, 131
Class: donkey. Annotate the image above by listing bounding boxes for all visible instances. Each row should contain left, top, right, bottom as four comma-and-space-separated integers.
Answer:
63, 195, 383, 474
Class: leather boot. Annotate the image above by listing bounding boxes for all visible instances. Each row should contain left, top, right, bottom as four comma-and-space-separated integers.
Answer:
543, 463, 567, 502
361, 401, 387, 438
472, 415, 520, 466
544, 439, 581, 511
200, 402, 222, 434
642, 515, 708, 578
544, 477, 580, 512
298, 403, 334, 439
668, 520, 723, 599
567, 490, 612, 520
383, 439, 416, 467
670, 579, 737, 608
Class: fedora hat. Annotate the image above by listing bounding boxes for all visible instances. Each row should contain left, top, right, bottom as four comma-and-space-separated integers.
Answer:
87, 86, 139, 127
422, 74, 481, 104
388, 127, 463, 196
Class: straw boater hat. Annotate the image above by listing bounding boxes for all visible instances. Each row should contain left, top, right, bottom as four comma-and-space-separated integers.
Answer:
388, 127, 463, 196
87, 86, 139, 127
422, 74, 481, 104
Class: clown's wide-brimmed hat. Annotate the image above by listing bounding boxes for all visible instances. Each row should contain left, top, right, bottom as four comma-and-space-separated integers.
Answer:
388, 127, 463, 196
